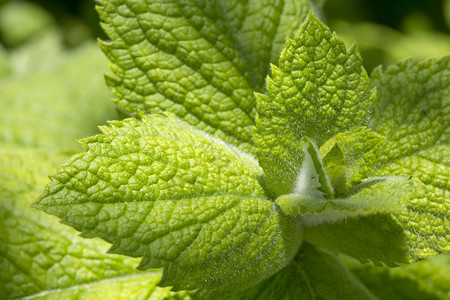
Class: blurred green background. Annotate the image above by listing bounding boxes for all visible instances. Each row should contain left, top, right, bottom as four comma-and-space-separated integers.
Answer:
0, 0, 449, 72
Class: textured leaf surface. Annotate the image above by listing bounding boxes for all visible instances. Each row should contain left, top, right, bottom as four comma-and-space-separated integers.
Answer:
0, 149, 142, 299
345, 254, 450, 300
0, 42, 116, 150
235, 243, 375, 300
97, 0, 311, 153
370, 57, 449, 166
370, 57, 450, 260
35, 114, 303, 297
254, 12, 376, 195
304, 57, 450, 264
371, 147, 450, 261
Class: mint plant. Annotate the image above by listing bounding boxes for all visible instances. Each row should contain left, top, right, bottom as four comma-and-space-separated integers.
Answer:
1, 0, 449, 299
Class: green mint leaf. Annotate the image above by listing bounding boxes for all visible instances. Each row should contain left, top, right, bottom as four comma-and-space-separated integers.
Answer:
320, 127, 387, 194
371, 146, 450, 261
370, 57, 449, 166
235, 243, 375, 300
253, 12, 376, 195
370, 57, 450, 260
0, 149, 142, 299
278, 176, 416, 221
34, 114, 302, 297
97, 0, 311, 153
203, 0, 311, 92
345, 254, 450, 300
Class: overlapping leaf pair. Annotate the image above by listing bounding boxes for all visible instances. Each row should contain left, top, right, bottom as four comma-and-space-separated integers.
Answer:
30, 0, 449, 299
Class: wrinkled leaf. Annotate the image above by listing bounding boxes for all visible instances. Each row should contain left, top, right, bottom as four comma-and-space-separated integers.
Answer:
97, 0, 312, 153
35, 114, 302, 297
254, 12, 376, 195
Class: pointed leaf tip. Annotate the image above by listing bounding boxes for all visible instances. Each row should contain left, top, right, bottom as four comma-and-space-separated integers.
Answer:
254, 12, 374, 196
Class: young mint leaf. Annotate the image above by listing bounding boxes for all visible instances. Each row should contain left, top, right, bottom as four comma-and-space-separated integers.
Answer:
303, 137, 334, 198
321, 142, 347, 196
275, 131, 415, 221
235, 243, 375, 300
34, 114, 303, 297
0, 149, 143, 299
276, 137, 333, 217
320, 127, 386, 194
253, 12, 376, 196
276, 128, 391, 217
344, 254, 450, 300
97, 0, 312, 153
302, 57, 449, 266
278, 176, 416, 221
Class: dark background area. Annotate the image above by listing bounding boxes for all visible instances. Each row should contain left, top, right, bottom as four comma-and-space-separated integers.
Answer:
324, 0, 449, 33
0, 0, 448, 72
27, 0, 104, 37
1, 0, 448, 40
